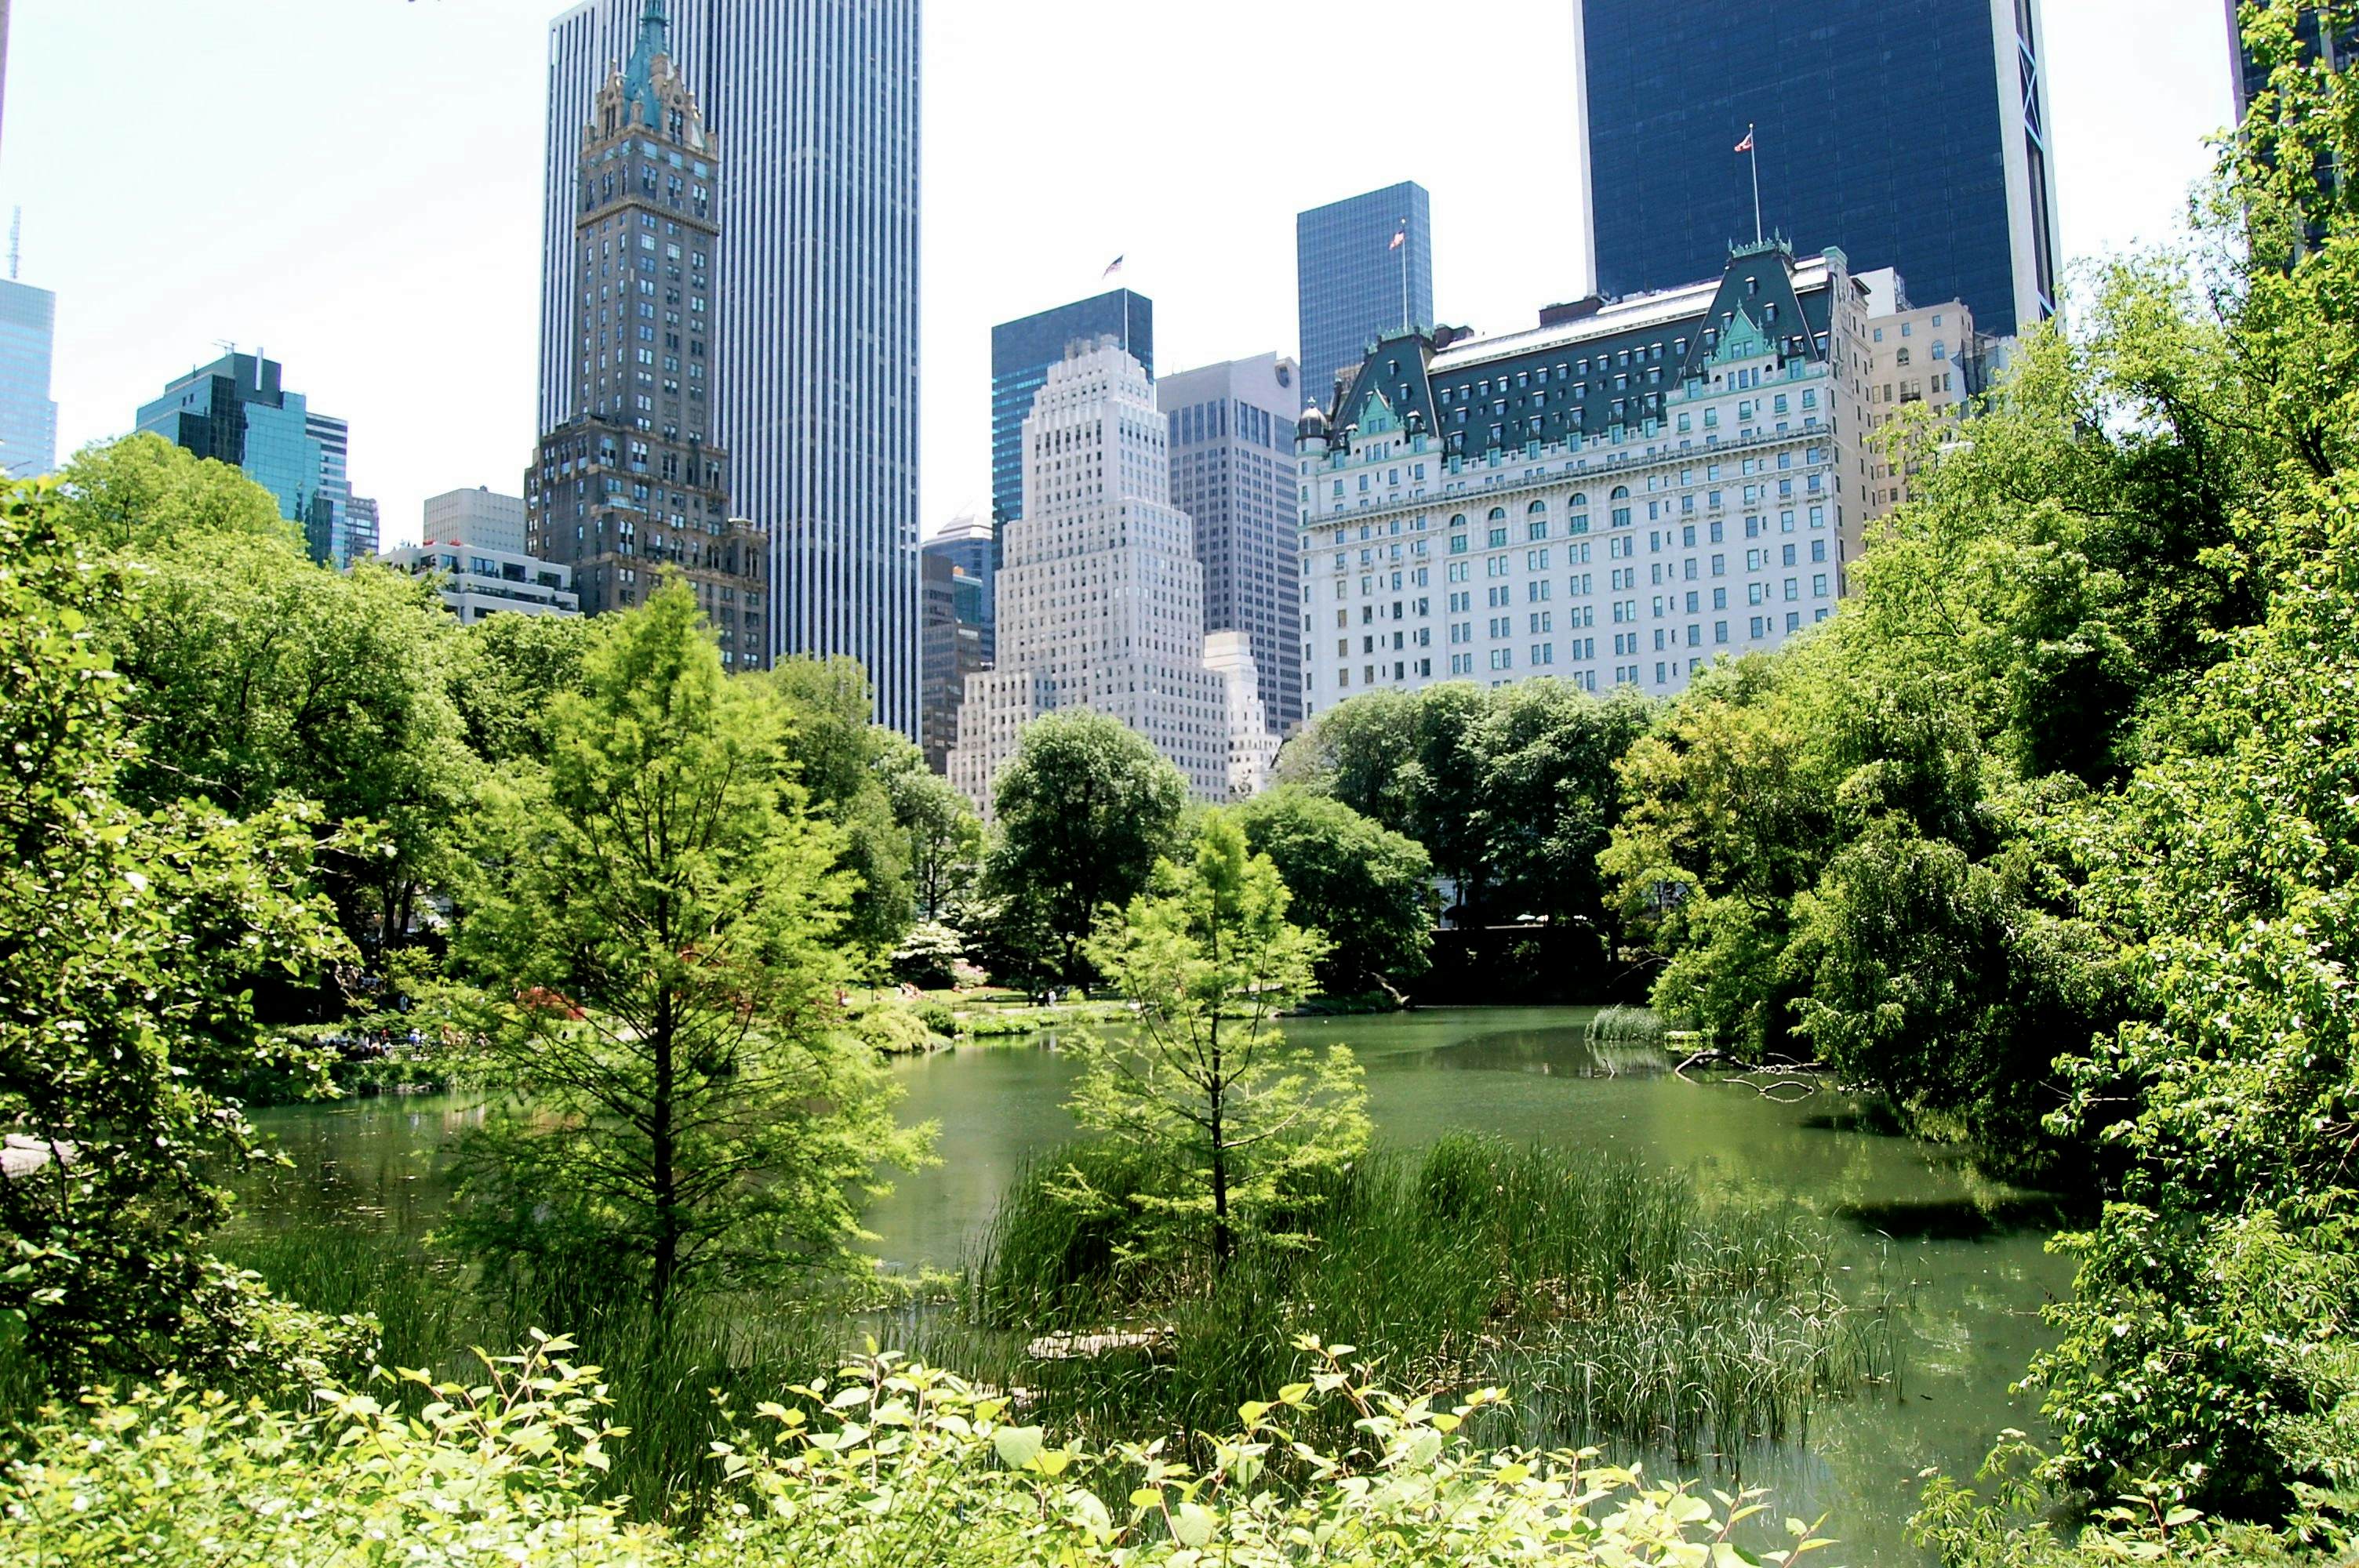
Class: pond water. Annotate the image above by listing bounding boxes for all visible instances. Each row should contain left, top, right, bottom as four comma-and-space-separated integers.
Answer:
243, 1006, 2072, 1565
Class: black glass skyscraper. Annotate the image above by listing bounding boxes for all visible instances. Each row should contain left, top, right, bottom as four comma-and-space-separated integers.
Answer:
988, 289, 1152, 543
1577, 0, 2059, 338
1296, 182, 1433, 411
2227, 1, 2359, 120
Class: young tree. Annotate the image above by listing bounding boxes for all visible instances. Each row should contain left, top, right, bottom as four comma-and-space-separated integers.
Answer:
984, 710, 1187, 986
1230, 788, 1434, 996
1061, 815, 1368, 1271
445, 580, 930, 1319
0, 481, 352, 1386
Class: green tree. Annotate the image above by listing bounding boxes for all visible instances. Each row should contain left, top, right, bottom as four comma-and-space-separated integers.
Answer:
49, 433, 300, 556
1231, 787, 1433, 996
1061, 815, 1368, 1270
765, 656, 917, 957
0, 481, 352, 1386
444, 580, 930, 1319
888, 761, 983, 922
983, 710, 1187, 988
448, 610, 596, 767
1470, 681, 1652, 931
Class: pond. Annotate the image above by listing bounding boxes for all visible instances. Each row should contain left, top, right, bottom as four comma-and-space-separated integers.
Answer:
242, 1005, 2072, 1565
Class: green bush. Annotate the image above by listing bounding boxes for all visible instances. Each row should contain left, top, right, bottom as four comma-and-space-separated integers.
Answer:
0, 1334, 1836, 1566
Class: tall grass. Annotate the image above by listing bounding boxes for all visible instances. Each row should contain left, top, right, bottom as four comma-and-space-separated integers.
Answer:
951, 1133, 1892, 1465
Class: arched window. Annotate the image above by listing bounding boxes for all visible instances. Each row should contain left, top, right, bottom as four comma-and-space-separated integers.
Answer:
1488, 507, 1507, 521
1528, 499, 1547, 514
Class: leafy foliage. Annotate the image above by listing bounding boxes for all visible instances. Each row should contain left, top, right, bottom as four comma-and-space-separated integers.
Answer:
442, 581, 931, 1317
1231, 786, 1434, 995
765, 655, 921, 960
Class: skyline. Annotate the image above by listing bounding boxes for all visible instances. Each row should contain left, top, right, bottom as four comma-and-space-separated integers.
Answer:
5, 0, 2234, 552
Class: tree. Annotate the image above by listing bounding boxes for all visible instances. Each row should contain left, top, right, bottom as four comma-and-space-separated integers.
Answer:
443, 580, 930, 1319
983, 711, 1187, 988
448, 610, 597, 767
1470, 681, 1653, 931
1060, 814, 1368, 1271
888, 761, 983, 922
49, 433, 300, 557
1230, 787, 1433, 996
0, 481, 352, 1386
765, 656, 917, 957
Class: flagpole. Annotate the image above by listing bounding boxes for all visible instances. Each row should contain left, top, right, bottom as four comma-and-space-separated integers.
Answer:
1399, 219, 1410, 332
1747, 123, 1762, 245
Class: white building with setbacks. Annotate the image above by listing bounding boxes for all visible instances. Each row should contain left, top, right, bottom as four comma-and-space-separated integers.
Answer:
951, 339, 1232, 815
1204, 630, 1280, 800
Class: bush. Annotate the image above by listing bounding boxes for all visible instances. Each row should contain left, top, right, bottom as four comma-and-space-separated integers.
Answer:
0, 1334, 1836, 1566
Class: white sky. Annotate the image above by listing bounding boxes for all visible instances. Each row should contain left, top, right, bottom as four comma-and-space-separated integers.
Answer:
6, 0, 2234, 549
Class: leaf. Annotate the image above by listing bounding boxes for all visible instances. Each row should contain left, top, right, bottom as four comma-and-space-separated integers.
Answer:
993, 1425, 1045, 1469
1171, 1501, 1216, 1548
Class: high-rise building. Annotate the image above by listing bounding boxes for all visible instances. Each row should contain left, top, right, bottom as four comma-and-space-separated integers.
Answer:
307, 411, 353, 568
346, 495, 381, 562
1296, 183, 1434, 412
950, 339, 1232, 814
525, 3, 769, 666
1856, 268, 2006, 512
1204, 630, 1280, 800
919, 549, 987, 774
136, 352, 341, 558
0, 275, 56, 479
1298, 243, 1874, 714
921, 509, 997, 662
425, 487, 529, 557
990, 289, 1152, 545
1158, 354, 1306, 735
2229, 1, 2359, 118
1576, 0, 2059, 339
538, 0, 921, 732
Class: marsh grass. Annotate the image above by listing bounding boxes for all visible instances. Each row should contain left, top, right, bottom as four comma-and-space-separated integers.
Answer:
951, 1132, 1894, 1465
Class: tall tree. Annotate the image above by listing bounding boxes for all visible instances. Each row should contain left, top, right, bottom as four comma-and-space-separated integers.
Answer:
765, 656, 917, 957
1470, 681, 1654, 931
888, 760, 983, 922
1231, 788, 1433, 996
50, 433, 299, 557
445, 581, 929, 1318
448, 610, 597, 767
983, 710, 1187, 987
1062, 814, 1367, 1270
0, 481, 351, 1386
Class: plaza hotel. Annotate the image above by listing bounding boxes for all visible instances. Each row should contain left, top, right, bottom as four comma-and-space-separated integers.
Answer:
1296, 241, 1879, 717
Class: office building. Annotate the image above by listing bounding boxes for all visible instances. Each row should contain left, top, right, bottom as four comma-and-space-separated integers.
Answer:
2229, 2, 2359, 118
1205, 630, 1280, 799
1158, 353, 1305, 735
539, 0, 921, 732
1297, 183, 1433, 408
921, 509, 997, 662
0, 275, 55, 478
525, 2, 769, 665
920, 549, 987, 774
380, 541, 581, 625
426, 487, 529, 557
1298, 243, 1874, 717
136, 352, 342, 561
1856, 269, 2005, 510
950, 339, 1232, 814
991, 289, 1152, 545
307, 412, 354, 568
1576, 0, 2059, 338
346, 496, 381, 562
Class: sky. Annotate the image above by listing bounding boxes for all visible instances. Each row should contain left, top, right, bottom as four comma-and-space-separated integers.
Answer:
5, 1, 2235, 550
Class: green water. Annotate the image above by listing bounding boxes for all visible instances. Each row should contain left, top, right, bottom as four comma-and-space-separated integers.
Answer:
241, 1006, 2071, 1564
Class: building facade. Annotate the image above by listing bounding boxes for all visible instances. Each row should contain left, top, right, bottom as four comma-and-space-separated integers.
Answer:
346, 495, 381, 562
921, 509, 996, 662
425, 487, 529, 557
919, 548, 987, 774
2229, 1, 2359, 118
136, 352, 342, 561
1158, 353, 1305, 735
1299, 244, 1874, 719
0, 276, 55, 478
540, 0, 920, 731
991, 289, 1152, 547
1856, 269, 2004, 511
951, 340, 1231, 813
1204, 630, 1280, 799
525, 4, 769, 666
380, 541, 581, 625
1297, 182, 1434, 411
1576, 0, 2058, 339
307, 411, 355, 568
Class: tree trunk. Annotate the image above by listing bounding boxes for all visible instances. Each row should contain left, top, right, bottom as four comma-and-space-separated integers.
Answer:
649, 992, 679, 1321
1207, 1022, 1231, 1272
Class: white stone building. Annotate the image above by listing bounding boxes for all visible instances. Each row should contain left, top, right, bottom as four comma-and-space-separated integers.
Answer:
1855, 268, 2010, 512
1204, 630, 1281, 800
950, 339, 1232, 815
1298, 243, 1878, 717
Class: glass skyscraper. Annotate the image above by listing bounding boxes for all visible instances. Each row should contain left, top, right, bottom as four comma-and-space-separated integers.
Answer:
1296, 182, 1433, 412
0, 277, 56, 479
135, 353, 339, 560
2227, 2, 2359, 118
540, 0, 921, 735
989, 289, 1151, 543
1576, 0, 2059, 339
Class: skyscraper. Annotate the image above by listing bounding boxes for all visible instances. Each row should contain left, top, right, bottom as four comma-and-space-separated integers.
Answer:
950, 339, 1231, 814
918, 548, 987, 775
1296, 183, 1433, 410
990, 289, 1152, 544
0, 275, 56, 479
2228, 1, 2359, 119
426, 488, 529, 557
539, 0, 920, 731
1158, 354, 1304, 735
136, 352, 340, 559
346, 496, 381, 562
526, 5, 769, 666
307, 410, 352, 568
921, 509, 995, 662
1576, 0, 2059, 338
